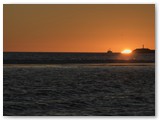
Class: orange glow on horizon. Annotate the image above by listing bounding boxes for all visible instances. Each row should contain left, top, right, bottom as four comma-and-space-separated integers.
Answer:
3, 4, 155, 52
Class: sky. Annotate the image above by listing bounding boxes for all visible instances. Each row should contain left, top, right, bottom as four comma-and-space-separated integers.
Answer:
3, 4, 155, 52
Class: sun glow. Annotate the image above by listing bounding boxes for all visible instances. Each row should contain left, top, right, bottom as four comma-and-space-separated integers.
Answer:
121, 49, 132, 54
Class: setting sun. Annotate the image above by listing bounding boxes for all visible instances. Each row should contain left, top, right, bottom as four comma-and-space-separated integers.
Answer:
121, 49, 132, 54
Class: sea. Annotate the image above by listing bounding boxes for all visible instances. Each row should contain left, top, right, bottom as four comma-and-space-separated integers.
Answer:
3, 52, 155, 116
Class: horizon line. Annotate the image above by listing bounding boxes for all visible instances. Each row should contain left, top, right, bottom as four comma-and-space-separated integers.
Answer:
3, 51, 122, 53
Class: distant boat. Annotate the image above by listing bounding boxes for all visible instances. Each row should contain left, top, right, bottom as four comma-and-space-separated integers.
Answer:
132, 45, 155, 53
107, 49, 113, 54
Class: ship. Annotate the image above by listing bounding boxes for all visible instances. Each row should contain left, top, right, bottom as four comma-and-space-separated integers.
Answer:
132, 45, 155, 54
107, 49, 113, 54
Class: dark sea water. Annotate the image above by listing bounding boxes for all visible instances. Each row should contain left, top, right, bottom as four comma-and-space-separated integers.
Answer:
3, 53, 155, 116
3, 52, 155, 64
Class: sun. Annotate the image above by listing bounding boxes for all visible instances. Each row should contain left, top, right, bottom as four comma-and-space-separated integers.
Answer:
121, 49, 132, 54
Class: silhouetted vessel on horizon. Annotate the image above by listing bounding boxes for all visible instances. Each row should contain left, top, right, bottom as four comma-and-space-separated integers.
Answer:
106, 45, 155, 54
107, 49, 113, 54
132, 45, 155, 54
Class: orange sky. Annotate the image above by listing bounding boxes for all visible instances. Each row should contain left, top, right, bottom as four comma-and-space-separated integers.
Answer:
3, 4, 155, 52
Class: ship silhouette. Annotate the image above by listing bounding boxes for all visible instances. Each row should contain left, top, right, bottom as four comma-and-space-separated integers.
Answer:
132, 45, 155, 54
107, 49, 113, 54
